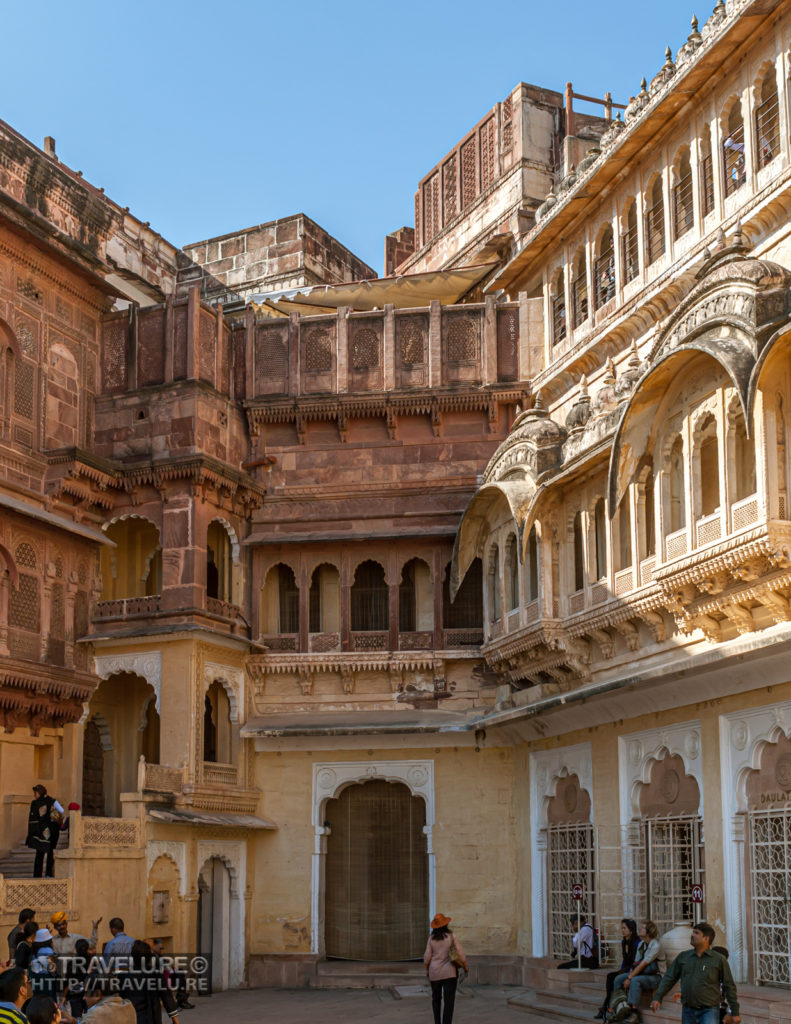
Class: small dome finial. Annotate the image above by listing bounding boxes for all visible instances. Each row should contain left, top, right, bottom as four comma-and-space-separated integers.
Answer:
628, 340, 640, 369
533, 390, 544, 411
579, 374, 589, 398
691, 14, 699, 30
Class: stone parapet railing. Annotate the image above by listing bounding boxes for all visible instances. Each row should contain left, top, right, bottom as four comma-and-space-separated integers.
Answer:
77, 816, 141, 849
1, 876, 72, 913
139, 761, 185, 795
93, 595, 161, 619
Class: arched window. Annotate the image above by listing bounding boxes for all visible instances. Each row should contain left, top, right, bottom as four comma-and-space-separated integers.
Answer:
594, 498, 607, 580
261, 563, 299, 635
672, 149, 693, 240
399, 557, 432, 632
778, 399, 788, 519
351, 560, 388, 631
594, 227, 615, 309
207, 520, 233, 602
668, 436, 686, 532
552, 268, 567, 345
505, 534, 519, 611
525, 526, 539, 602
309, 562, 340, 634
700, 127, 714, 217
755, 68, 779, 169
622, 201, 639, 283
100, 517, 160, 601
730, 404, 756, 502
698, 415, 720, 516
646, 176, 665, 264
572, 511, 585, 591
723, 99, 746, 196
640, 462, 656, 558
571, 250, 588, 329
487, 546, 501, 622
203, 680, 234, 764
443, 558, 483, 629
616, 497, 632, 571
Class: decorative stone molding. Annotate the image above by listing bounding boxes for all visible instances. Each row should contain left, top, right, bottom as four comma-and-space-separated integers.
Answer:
618, 721, 702, 823
310, 759, 435, 956
529, 743, 593, 957
94, 652, 162, 711
147, 840, 187, 896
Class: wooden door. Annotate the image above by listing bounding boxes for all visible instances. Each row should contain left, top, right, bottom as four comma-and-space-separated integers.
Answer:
324, 780, 428, 960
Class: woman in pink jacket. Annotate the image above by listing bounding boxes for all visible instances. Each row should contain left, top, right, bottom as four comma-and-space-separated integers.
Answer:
423, 913, 467, 1024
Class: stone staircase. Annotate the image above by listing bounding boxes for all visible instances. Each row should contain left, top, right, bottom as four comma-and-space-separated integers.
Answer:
508, 966, 791, 1024
308, 959, 427, 989
0, 844, 35, 878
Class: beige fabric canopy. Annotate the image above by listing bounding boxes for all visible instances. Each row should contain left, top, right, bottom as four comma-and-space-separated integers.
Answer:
249, 263, 497, 316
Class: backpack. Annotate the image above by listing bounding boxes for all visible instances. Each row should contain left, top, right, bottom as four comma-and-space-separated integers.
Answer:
606, 987, 632, 1023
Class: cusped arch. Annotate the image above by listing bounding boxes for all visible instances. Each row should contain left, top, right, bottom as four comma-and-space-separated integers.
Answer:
542, 766, 593, 827
747, 323, 791, 419
608, 346, 751, 514
450, 481, 534, 600
0, 542, 19, 587
629, 743, 700, 819
262, 557, 299, 583
734, 722, 790, 813
203, 673, 240, 725
312, 760, 435, 830
198, 851, 240, 898
397, 554, 434, 584
209, 517, 240, 564
103, 513, 162, 541
0, 318, 22, 359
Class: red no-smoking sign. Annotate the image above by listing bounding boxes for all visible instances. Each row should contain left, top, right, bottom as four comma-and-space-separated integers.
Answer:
572, 882, 584, 900
691, 883, 704, 903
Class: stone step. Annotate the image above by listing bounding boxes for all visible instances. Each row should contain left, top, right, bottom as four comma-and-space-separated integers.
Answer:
309, 972, 425, 990
310, 959, 426, 989
0, 845, 36, 878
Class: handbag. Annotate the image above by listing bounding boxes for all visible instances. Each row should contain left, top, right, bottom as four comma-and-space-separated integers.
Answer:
449, 936, 465, 969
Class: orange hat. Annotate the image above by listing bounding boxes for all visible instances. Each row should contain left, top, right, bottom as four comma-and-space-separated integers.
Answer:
431, 913, 451, 929
50, 911, 68, 926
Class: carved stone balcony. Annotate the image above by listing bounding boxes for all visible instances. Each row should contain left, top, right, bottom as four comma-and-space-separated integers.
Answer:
201, 762, 238, 787
93, 595, 161, 619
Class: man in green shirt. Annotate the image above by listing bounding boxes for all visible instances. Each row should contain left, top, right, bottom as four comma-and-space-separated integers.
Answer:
650, 921, 740, 1024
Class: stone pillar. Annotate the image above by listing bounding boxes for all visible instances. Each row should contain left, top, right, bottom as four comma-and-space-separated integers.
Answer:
429, 300, 442, 387
65, 570, 78, 668
383, 304, 395, 392
340, 553, 351, 651
433, 550, 443, 650
298, 564, 309, 652
40, 563, 55, 662
483, 295, 497, 384
336, 307, 348, 394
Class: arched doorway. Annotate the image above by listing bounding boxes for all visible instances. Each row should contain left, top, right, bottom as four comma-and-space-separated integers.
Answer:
198, 857, 232, 991
324, 780, 428, 960
81, 718, 105, 817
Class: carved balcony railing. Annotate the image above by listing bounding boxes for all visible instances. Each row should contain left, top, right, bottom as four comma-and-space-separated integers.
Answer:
640, 556, 657, 586
93, 595, 161, 619
206, 597, 245, 622
666, 527, 688, 560
731, 493, 759, 533
614, 567, 634, 596
202, 762, 238, 787
351, 631, 389, 651
696, 510, 722, 547
568, 590, 585, 614
441, 628, 484, 648
262, 633, 298, 652
1, 877, 72, 912
309, 632, 341, 652
398, 630, 433, 650
80, 817, 140, 848
140, 761, 185, 795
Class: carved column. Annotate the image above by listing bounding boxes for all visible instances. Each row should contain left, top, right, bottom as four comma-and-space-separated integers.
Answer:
340, 553, 351, 651
298, 563, 309, 653
40, 562, 55, 662
64, 570, 78, 668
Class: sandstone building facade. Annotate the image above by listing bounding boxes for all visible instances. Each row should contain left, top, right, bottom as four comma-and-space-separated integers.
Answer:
1, 0, 791, 1000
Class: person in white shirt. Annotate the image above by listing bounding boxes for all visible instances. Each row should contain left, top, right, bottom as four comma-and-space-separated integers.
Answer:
557, 914, 599, 969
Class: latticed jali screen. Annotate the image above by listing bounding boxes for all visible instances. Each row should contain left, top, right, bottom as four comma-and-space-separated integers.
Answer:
547, 823, 596, 959
324, 780, 428, 960
750, 807, 791, 987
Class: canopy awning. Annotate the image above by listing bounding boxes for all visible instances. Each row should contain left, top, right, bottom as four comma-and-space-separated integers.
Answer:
248, 263, 498, 316
148, 808, 277, 829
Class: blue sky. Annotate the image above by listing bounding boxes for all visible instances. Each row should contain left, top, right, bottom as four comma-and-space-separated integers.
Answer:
2, 0, 704, 273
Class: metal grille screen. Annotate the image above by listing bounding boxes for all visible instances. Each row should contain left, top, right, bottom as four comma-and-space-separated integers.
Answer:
548, 823, 596, 958
325, 780, 427, 960
750, 808, 791, 987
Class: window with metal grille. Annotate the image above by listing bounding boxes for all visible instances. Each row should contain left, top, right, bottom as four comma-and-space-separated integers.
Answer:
644, 816, 705, 937
723, 105, 746, 196
594, 234, 615, 311
552, 293, 567, 345
755, 75, 780, 170
547, 823, 597, 959
646, 179, 665, 265
351, 560, 388, 631
672, 154, 694, 240
749, 807, 791, 987
571, 272, 588, 330
443, 558, 483, 628
700, 152, 715, 217
277, 564, 299, 633
398, 560, 417, 632
622, 203, 639, 283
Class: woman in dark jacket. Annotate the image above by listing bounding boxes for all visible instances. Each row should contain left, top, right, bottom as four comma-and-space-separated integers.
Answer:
595, 918, 638, 1019
14, 920, 39, 970
118, 940, 179, 1024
